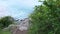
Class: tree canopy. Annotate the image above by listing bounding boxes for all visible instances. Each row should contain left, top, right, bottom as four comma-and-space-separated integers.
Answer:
0, 16, 14, 29
29, 0, 60, 34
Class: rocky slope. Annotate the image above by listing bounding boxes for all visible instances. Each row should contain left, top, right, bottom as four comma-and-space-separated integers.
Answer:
4, 18, 30, 34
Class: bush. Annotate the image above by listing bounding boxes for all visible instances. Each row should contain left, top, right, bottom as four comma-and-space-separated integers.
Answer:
29, 0, 60, 34
0, 16, 14, 29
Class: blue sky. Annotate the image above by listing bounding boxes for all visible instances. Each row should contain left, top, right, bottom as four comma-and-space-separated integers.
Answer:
0, 0, 42, 19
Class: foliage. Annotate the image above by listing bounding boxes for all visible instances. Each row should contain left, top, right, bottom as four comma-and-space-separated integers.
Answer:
29, 0, 60, 34
0, 16, 14, 29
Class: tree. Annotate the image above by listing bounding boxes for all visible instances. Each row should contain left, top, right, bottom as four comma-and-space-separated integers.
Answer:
29, 0, 60, 34
0, 16, 14, 29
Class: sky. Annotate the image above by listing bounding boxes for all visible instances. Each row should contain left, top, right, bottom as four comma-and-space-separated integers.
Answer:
0, 0, 42, 19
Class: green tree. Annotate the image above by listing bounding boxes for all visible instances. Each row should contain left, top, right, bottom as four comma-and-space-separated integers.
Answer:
0, 16, 14, 29
29, 0, 60, 34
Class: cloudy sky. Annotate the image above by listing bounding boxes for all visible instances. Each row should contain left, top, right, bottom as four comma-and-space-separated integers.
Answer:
0, 0, 42, 19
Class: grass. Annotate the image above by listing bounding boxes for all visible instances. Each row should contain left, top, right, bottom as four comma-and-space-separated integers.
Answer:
0, 30, 11, 34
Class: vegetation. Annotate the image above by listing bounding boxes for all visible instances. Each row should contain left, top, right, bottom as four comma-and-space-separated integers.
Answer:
0, 16, 14, 34
0, 16, 14, 29
0, 30, 11, 34
29, 0, 60, 34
